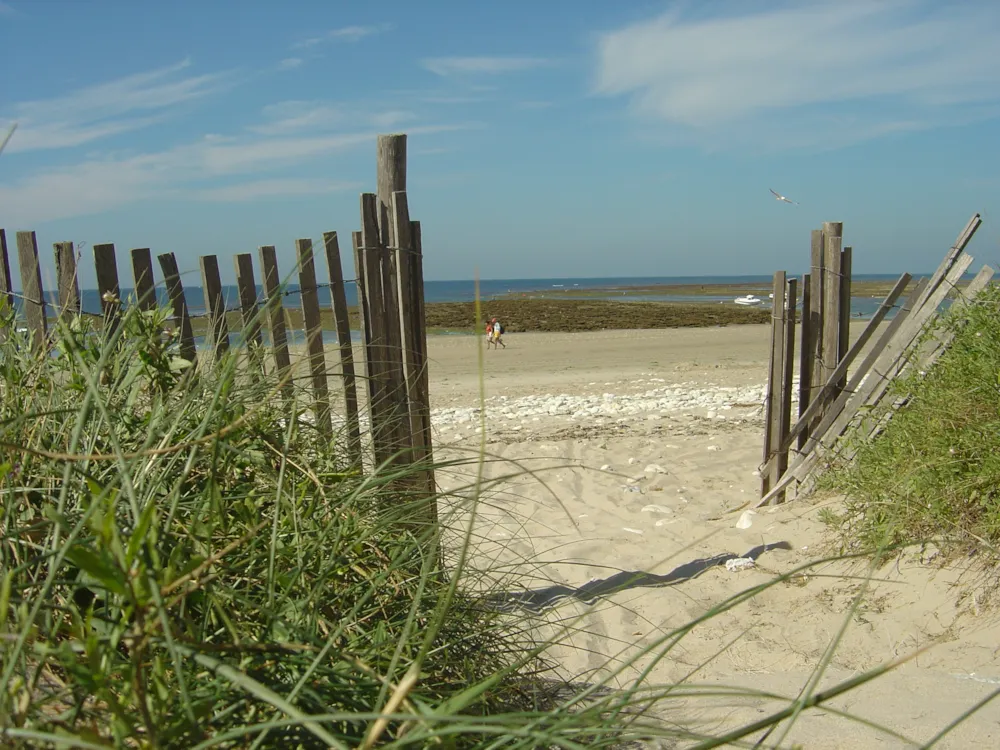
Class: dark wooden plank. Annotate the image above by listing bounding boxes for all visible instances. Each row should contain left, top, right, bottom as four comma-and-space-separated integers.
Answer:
761, 271, 786, 498
352, 230, 379, 431
0, 229, 12, 340
821, 222, 843, 392
234, 252, 263, 374
131, 248, 157, 312
157, 252, 197, 363
53, 241, 80, 323
362, 192, 409, 466
808, 229, 825, 399
296, 238, 332, 436
93, 243, 122, 333
391, 193, 431, 487
837, 245, 852, 392
322, 231, 363, 467
796, 272, 813, 451
15, 231, 48, 352
410, 220, 434, 489
769, 277, 797, 504
199, 255, 230, 359
258, 245, 292, 398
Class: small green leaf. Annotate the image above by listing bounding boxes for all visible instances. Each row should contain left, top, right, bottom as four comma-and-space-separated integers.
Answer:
65, 545, 128, 597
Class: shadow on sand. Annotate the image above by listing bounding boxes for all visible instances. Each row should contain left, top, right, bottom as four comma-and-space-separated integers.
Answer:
487, 542, 793, 613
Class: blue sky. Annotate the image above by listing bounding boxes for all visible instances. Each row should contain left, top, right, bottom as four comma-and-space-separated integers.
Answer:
2, 0, 1000, 288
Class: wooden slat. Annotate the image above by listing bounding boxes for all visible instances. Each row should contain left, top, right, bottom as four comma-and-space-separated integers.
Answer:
157, 252, 197, 363
767, 277, 797, 504
15, 231, 48, 351
199, 255, 230, 359
391, 193, 430, 483
796, 272, 813, 450
410, 220, 435, 494
377, 134, 407, 248
808, 229, 825, 398
322, 230, 363, 467
909, 213, 981, 314
837, 245, 852, 392
821, 223, 843, 390
234, 253, 262, 349
762, 272, 912, 471
362, 192, 409, 465
53, 241, 80, 322
761, 271, 786, 498
352, 229, 379, 442
296, 238, 332, 437
0, 229, 12, 340
131, 248, 157, 311
258, 245, 292, 398
93, 243, 122, 333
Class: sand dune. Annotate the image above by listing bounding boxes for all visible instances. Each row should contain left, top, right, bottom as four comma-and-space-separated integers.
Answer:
425, 325, 1000, 748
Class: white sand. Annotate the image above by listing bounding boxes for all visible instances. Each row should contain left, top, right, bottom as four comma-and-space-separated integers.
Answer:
421, 325, 1000, 748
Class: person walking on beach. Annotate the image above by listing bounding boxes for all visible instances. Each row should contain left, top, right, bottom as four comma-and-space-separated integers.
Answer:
490, 317, 506, 349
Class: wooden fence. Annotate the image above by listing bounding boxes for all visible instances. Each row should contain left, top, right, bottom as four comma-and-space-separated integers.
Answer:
758, 214, 994, 506
0, 133, 435, 499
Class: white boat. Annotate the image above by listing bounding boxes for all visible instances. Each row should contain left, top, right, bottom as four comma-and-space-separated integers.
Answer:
734, 294, 763, 306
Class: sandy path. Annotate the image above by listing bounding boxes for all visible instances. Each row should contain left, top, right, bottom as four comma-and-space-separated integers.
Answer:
419, 325, 1000, 748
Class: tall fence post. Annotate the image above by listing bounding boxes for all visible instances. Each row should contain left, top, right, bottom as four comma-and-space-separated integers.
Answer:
15, 231, 48, 352
353, 230, 382, 463
234, 253, 263, 373
821, 222, 843, 396
53, 241, 80, 324
258, 245, 293, 399
295, 238, 332, 437
322, 231, 363, 468
94, 243, 123, 334
410, 220, 435, 496
157, 252, 197, 364
797, 272, 812, 451
808, 230, 825, 402
837, 244, 853, 393
199, 255, 230, 360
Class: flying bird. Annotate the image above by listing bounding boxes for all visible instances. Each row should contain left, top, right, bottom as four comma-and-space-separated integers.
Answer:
770, 188, 798, 205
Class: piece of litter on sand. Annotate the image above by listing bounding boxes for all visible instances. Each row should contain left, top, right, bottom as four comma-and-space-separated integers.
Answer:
600, 464, 611, 471
736, 510, 756, 530
655, 519, 679, 527
628, 457, 637, 465
578, 514, 589, 518
644, 463, 668, 474
707, 445, 721, 452
641, 504, 671, 514
725, 557, 755, 572
623, 527, 644, 535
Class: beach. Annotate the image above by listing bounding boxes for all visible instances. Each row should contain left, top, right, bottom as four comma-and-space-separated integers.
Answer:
418, 324, 1000, 747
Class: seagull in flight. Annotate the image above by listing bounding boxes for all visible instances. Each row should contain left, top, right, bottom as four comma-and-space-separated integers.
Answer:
770, 188, 798, 205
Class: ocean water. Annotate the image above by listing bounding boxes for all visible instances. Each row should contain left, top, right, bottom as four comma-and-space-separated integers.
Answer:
15, 274, 914, 315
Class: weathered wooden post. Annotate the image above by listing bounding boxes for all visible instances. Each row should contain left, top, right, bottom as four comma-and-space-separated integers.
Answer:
821, 222, 844, 394
296, 238, 332, 437
15, 231, 48, 352
761, 271, 787, 498
94, 243, 123, 334
258, 245, 293, 399
0, 230, 13, 340
54, 242, 80, 324
131, 248, 157, 311
157, 252, 197, 363
199, 255, 230, 359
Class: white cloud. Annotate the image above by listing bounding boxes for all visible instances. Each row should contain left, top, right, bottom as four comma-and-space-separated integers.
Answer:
249, 103, 345, 135
422, 56, 549, 76
594, 0, 1000, 150
292, 24, 390, 50
278, 57, 304, 70
0, 124, 472, 224
1, 59, 234, 153
196, 178, 360, 202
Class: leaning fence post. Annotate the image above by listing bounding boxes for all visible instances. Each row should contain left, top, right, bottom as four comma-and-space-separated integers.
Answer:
258, 245, 293, 399
323, 231, 363, 468
94, 243, 123, 334
15, 231, 48, 352
157, 252, 197, 363
296, 238, 332, 437
199, 255, 230, 360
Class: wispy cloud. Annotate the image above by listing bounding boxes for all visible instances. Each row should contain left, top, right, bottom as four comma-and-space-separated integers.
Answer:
0, 124, 472, 224
277, 57, 304, 71
0, 1, 18, 16
0, 58, 235, 153
292, 24, 390, 50
248, 102, 415, 136
593, 0, 1000, 151
196, 178, 361, 202
422, 56, 549, 77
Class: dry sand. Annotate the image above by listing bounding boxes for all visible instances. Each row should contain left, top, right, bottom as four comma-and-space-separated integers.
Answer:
419, 325, 1000, 748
